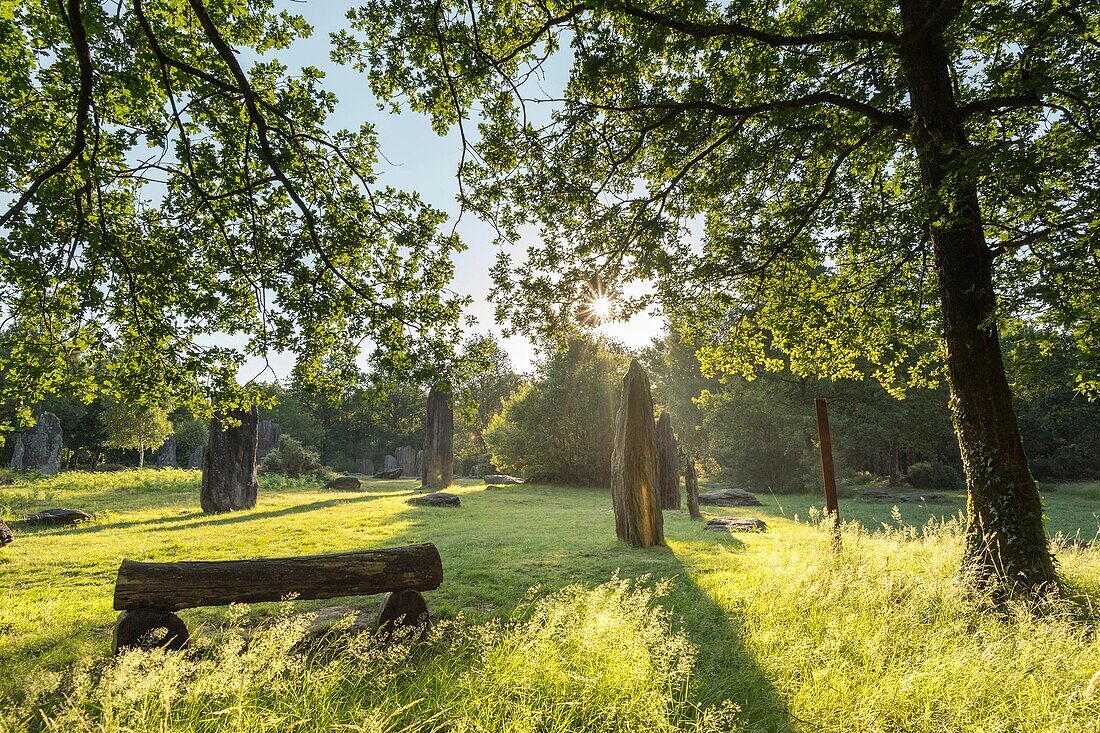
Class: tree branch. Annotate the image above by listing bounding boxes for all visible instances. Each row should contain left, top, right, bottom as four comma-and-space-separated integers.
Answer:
582, 93, 910, 132
0, 0, 93, 229
616, 2, 901, 46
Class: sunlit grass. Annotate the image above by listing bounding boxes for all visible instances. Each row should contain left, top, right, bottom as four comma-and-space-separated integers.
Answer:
1, 470, 1099, 731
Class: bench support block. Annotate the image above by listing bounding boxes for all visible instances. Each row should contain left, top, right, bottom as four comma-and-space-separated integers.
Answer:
113, 608, 190, 654
376, 589, 430, 631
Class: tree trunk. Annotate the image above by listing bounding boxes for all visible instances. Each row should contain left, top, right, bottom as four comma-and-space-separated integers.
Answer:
421, 386, 454, 490
655, 411, 681, 509
114, 543, 443, 611
200, 406, 259, 514
138, 440, 145, 469
611, 360, 664, 547
899, 0, 1055, 590
684, 454, 702, 520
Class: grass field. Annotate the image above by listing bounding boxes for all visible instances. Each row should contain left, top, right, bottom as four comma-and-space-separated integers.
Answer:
1, 470, 1099, 732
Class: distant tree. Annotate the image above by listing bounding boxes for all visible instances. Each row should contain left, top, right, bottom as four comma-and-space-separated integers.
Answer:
485, 336, 629, 485
258, 384, 327, 450
171, 414, 209, 468
100, 398, 173, 468
454, 338, 523, 475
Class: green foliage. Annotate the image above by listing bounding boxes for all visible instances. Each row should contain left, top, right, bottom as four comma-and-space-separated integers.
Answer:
699, 386, 818, 493
170, 416, 208, 469
638, 332, 721, 454
0, 0, 466, 441
338, 0, 1099, 397
453, 337, 522, 476
485, 337, 628, 485
99, 397, 173, 468
260, 436, 322, 479
906, 461, 964, 491
257, 385, 326, 449
1005, 325, 1100, 481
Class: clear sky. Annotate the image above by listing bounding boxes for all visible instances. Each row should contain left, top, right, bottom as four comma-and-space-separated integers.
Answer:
233, 0, 664, 381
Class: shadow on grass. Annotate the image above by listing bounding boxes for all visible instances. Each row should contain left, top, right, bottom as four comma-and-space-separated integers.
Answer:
30, 493, 398, 537
380, 486, 797, 732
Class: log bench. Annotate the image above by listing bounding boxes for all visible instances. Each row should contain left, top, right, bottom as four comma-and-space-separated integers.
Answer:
111, 543, 443, 654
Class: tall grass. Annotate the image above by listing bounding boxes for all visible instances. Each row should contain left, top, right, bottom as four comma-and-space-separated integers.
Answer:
9, 579, 742, 733
696, 509, 1100, 731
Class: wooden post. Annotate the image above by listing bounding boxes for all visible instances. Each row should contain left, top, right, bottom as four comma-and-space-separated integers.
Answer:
814, 398, 841, 544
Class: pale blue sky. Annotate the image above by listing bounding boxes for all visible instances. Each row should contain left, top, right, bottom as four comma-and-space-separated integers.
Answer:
231, 1, 663, 380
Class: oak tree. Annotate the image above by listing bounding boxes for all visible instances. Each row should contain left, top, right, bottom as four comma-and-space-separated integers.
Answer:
341, 0, 1100, 590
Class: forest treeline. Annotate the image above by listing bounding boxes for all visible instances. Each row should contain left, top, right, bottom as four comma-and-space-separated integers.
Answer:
3, 327, 1097, 490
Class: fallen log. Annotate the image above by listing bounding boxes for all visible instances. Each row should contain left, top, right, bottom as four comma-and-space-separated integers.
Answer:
114, 543, 443, 612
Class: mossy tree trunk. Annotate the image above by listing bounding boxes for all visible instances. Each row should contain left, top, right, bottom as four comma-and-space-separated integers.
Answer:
611, 360, 664, 547
899, 0, 1055, 590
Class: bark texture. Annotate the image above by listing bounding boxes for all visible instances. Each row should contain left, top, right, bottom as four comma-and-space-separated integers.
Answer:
611, 360, 664, 547
114, 543, 443, 611
655, 411, 680, 509
200, 406, 259, 514
899, 0, 1055, 589
684, 455, 703, 520
421, 386, 454, 490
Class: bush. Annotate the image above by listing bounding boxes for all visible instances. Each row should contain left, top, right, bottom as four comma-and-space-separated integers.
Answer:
485, 337, 629, 486
905, 461, 963, 490
260, 436, 322, 478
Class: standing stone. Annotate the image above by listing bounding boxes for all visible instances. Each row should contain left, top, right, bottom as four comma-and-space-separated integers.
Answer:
186, 446, 204, 469
384, 454, 399, 472
155, 435, 177, 469
414, 450, 424, 479
421, 387, 454, 490
256, 420, 283, 459
9, 412, 63, 476
684, 454, 703, 520
611, 361, 664, 548
398, 445, 416, 477
655, 412, 680, 510
200, 406, 259, 514
360, 458, 375, 476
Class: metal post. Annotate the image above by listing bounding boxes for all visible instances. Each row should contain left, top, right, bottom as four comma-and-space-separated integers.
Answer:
815, 398, 841, 545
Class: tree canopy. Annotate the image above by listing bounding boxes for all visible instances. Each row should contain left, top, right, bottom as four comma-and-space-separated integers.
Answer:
0, 0, 466, 441
338, 0, 1096, 392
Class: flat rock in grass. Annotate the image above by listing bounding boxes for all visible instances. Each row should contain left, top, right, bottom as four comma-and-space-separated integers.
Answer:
482, 474, 523, 485
902, 491, 948, 503
373, 468, 403, 480
406, 492, 460, 508
859, 489, 894, 500
24, 508, 92, 526
706, 517, 768, 533
0, 521, 12, 547
484, 484, 509, 491
325, 476, 362, 491
697, 488, 762, 507
305, 605, 375, 637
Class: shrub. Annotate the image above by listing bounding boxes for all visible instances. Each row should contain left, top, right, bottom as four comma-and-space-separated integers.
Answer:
260, 436, 322, 478
485, 337, 629, 486
906, 460, 963, 490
